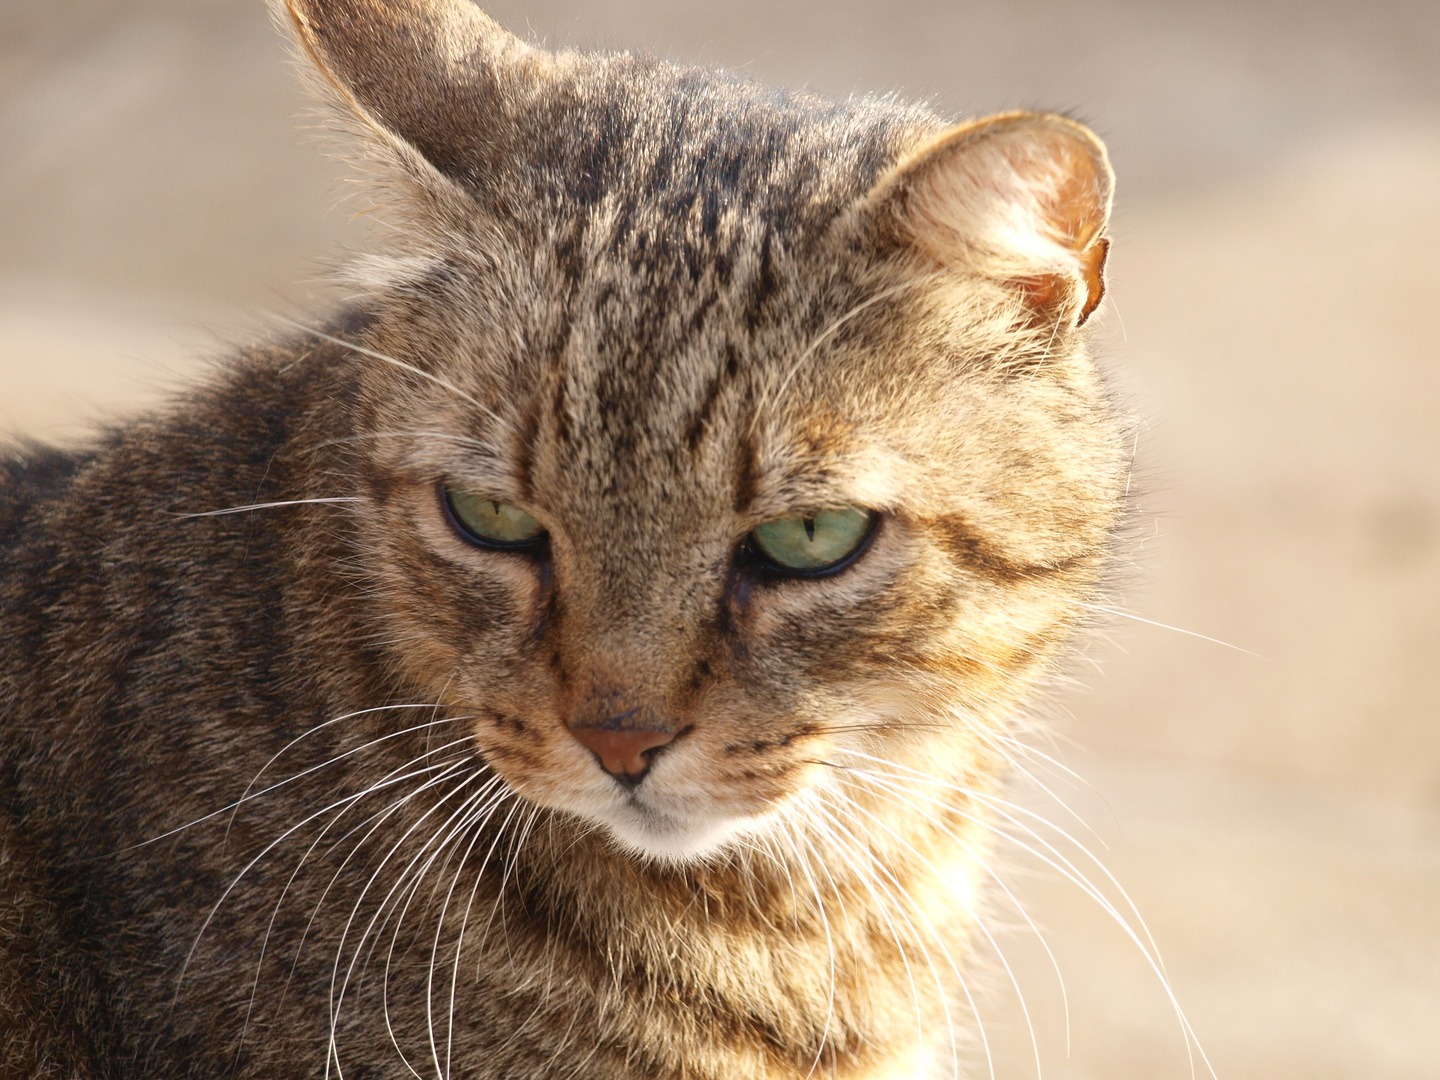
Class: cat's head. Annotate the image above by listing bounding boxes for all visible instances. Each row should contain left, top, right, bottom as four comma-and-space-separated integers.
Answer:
282, 0, 1125, 861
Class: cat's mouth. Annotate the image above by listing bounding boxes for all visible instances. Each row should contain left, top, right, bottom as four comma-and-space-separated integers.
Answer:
531, 745, 785, 862
565, 734, 819, 863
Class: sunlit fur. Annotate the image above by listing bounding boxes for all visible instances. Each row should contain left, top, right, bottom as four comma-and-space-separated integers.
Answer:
0, 1, 1132, 1077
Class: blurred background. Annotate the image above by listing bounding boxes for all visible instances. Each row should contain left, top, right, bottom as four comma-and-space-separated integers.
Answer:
2, 0, 1437, 1076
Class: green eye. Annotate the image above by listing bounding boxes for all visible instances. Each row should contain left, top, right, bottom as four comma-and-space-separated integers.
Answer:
749, 507, 876, 574
443, 487, 545, 549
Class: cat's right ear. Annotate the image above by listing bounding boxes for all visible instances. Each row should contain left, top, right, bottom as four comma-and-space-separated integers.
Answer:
275, 0, 539, 196
862, 112, 1114, 329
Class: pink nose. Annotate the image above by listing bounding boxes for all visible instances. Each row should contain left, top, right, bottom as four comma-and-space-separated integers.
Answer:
568, 726, 676, 784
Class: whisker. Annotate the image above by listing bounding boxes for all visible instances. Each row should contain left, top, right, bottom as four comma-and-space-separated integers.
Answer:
167, 497, 363, 519
805, 792, 974, 1080
449, 803, 541, 1076
239, 752, 475, 1059
265, 313, 508, 426
225, 711, 465, 842
311, 430, 500, 455
376, 777, 510, 1078
845, 767, 1074, 1063
422, 789, 518, 1079
177, 752, 471, 1006
237, 705, 454, 805
840, 749, 1167, 968
459, 797, 531, 963
326, 773, 501, 1077
837, 755, 1215, 1078
816, 787, 1022, 1080
1076, 601, 1265, 658
949, 727, 1110, 854
769, 819, 839, 1080
289, 740, 486, 970
980, 735, 1109, 847
276, 773, 474, 1036
124, 705, 458, 853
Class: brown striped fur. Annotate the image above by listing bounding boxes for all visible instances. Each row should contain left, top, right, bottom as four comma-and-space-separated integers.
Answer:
0, 1, 1126, 1076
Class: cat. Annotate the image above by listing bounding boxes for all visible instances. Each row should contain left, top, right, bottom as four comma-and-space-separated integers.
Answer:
0, 0, 1123, 1076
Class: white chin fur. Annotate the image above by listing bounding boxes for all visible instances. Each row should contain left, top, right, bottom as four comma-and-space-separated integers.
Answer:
596, 802, 762, 864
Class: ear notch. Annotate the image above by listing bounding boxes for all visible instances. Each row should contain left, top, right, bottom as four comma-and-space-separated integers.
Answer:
278, 0, 538, 181
869, 112, 1114, 327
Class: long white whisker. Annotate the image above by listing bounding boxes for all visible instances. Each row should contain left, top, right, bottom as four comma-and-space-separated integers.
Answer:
278, 773, 473, 1025
286, 752, 484, 1028
926, 715, 1106, 850
774, 822, 839, 1080
807, 793, 973, 1080
983, 734, 1110, 847
168, 497, 363, 519
840, 749, 1164, 960
846, 765, 1073, 1063
378, 777, 510, 1079
298, 742, 483, 925
126, 705, 457, 852
449, 804, 540, 1076
225, 712, 464, 841
313, 430, 499, 454
440, 810, 513, 1080
281, 746, 484, 998
177, 755, 470, 1006
235, 706, 454, 812
360, 773, 505, 966
325, 771, 495, 1079
838, 754, 1214, 1078
1076, 601, 1264, 658
458, 797, 531, 961
422, 787, 518, 1079
266, 314, 507, 425
818, 785, 1026, 1080
237, 752, 474, 1055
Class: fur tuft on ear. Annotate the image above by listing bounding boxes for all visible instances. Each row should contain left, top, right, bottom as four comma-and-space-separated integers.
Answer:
867, 112, 1114, 327
275, 0, 542, 186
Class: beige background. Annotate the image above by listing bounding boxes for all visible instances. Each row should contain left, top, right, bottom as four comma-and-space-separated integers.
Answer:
3, 0, 1437, 1077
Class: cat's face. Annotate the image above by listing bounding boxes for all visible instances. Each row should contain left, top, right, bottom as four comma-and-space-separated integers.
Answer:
287, 0, 1125, 861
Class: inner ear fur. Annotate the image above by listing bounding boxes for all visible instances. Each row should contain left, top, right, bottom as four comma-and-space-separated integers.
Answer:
866, 112, 1114, 327
277, 0, 543, 185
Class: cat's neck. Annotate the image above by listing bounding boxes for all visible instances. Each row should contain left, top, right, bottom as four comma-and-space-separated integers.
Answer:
500, 754, 1000, 1078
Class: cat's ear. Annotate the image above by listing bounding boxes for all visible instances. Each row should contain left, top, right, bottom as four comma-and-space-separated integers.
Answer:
276, 0, 537, 188
865, 112, 1114, 327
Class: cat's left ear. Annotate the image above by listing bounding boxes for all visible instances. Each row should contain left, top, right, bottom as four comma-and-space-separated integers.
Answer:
275, 0, 537, 198
864, 112, 1114, 327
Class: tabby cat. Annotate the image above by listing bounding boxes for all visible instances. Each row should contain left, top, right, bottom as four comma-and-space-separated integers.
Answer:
0, 0, 1123, 1076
